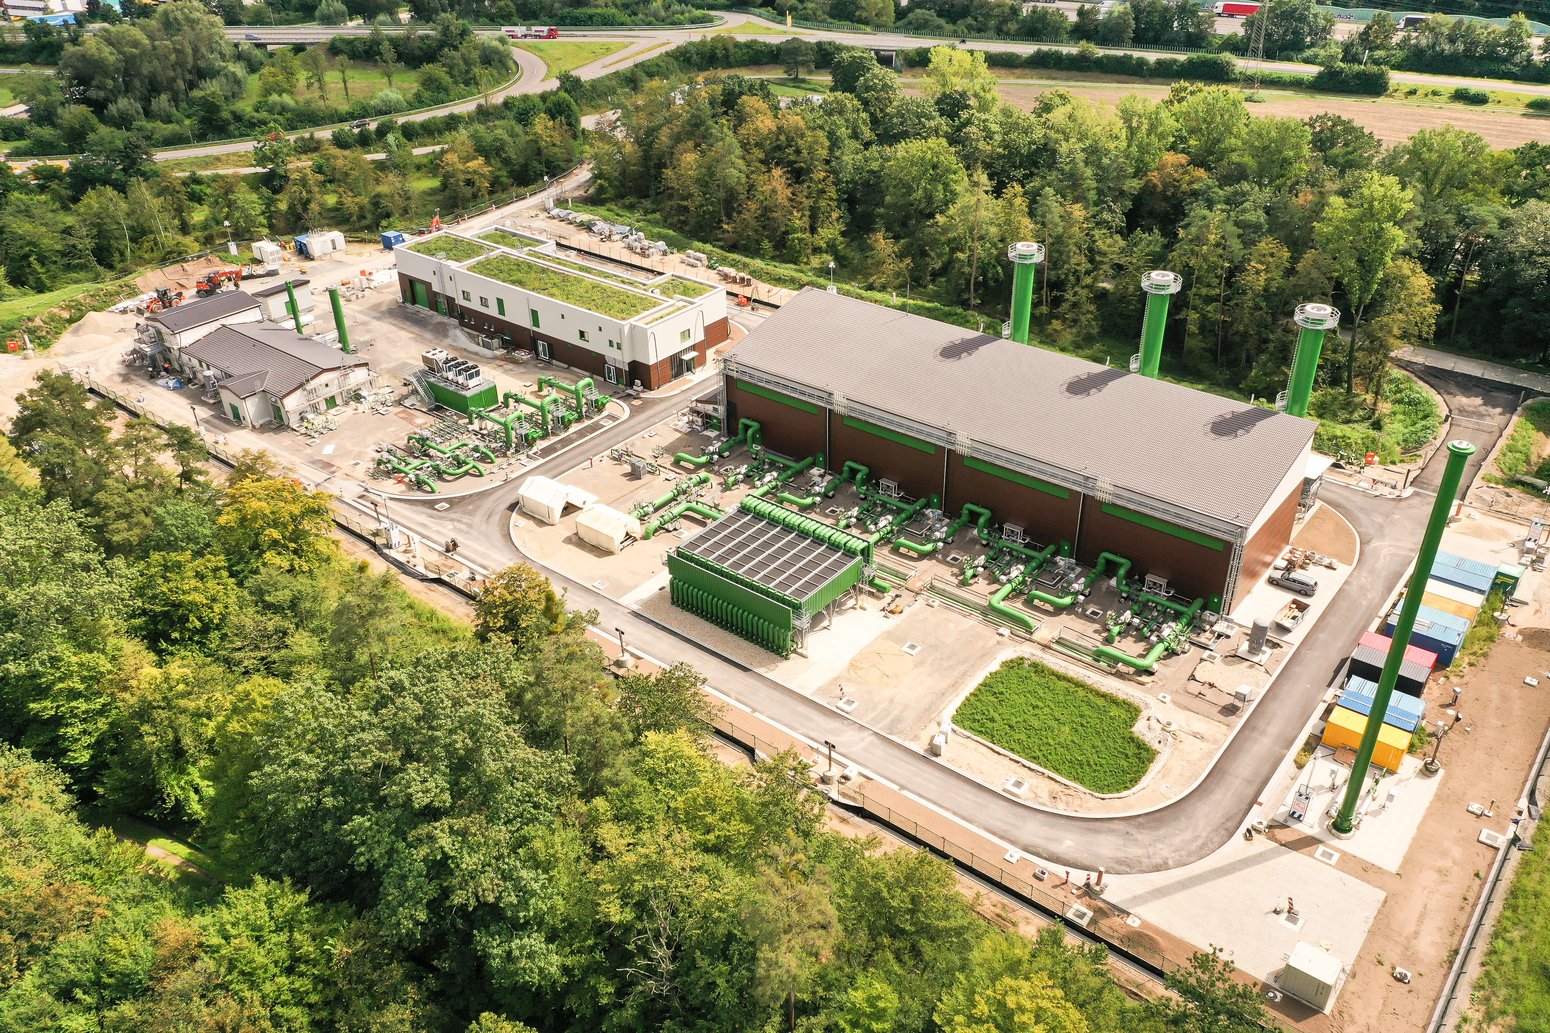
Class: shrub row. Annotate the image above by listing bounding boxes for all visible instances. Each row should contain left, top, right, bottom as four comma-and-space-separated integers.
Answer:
1309, 62, 1391, 95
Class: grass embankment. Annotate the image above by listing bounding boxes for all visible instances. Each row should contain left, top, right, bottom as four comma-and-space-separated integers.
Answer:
238, 61, 424, 110
109, 814, 236, 885
0, 277, 139, 349
468, 253, 657, 319
954, 658, 1155, 794
513, 39, 631, 77
1308, 375, 1443, 464
767, 78, 831, 98
1472, 827, 1550, 1030
404, 234, 492, 262
1487, 399, 1550, 494
1456, 589, 1507, 669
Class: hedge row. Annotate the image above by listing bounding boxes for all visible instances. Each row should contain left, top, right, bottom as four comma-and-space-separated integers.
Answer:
907, 45, 1238, 82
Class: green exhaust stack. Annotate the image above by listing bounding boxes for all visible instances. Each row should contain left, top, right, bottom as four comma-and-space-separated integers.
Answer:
329, 287, 351, 353
284, 280, 304, 335
1285, 303, 1340, 418
1137, 270, 1182, 378
1332, 439, 1474, 836
1007, 241, 1044, 345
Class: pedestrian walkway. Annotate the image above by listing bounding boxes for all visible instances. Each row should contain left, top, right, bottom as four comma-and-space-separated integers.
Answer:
1396, 347, 1550, 397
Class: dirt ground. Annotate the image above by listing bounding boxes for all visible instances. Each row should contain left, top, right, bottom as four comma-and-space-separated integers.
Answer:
1299, 520, 1550, 1032
988, 82, 1550, 149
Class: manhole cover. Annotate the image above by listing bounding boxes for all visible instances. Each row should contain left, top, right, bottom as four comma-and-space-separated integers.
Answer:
1280, 912, 1305, 932
434, 502, 450, 511
592, 579, 609, 591
1315, 846, 1341, 865
902, 642, 922, 656
1125, 915, 1142, 928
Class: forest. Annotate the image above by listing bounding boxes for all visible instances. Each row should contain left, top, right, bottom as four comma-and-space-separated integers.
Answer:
0, 9, 513, 155
0, 373, 1277, 1031
583, 42, 1548, 454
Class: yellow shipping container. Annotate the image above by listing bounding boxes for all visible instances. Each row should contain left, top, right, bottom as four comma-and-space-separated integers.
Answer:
1321, 706, 1408, 772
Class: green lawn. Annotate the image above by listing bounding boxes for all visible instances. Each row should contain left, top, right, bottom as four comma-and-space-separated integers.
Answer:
529, 251, 647, 287
954, 658, 1155, 794
766, 78, 831, 98
1472, 832, 1550, 1029
513, 39, 630, 77
708, 20, 809, 35
468, 253, 657, 319
109, 815, 237, 884
404, 234, 492, 262
239, 61, 425, 112
0, 82, 14, 108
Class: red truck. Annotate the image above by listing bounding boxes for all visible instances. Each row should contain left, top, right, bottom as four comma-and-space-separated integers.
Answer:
503, 26, 560, 39
1212, 2, 1261, 15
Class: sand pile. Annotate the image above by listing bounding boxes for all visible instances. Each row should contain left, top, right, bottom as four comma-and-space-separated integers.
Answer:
135, 256, 231, 295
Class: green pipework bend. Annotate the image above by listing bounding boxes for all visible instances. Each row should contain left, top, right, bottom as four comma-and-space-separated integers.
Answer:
987, 580, 1037, 632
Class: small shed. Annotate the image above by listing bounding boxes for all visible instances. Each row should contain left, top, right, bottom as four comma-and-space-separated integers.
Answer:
577, 505, 642, 554
1321, 707, 1408, 772
517, 476, 596, 525
1279, 942, 1344, 1012
381, 230, 408, 250
294, 231, 345, 260
252, 240, 284, 268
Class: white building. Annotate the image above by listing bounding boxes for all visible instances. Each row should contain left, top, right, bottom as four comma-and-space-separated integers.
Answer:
179, 324, 373, 428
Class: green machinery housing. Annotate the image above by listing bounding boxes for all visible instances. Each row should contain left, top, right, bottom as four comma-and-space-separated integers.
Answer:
668, 507, 867, 657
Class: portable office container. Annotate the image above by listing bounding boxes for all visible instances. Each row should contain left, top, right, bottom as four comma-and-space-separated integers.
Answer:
1383, 604, 1466, 668
1430, 551, 1496, 594
1421, 579, 1485, 621
1348, 639, 1430, 696
1322, 707, 1408, 772
1338, 675, 1427, 733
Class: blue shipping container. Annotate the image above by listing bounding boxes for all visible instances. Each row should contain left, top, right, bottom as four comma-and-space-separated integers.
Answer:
381, 230, 407, 250
1339, 675, 1427, 733
1430, 551, 1496, 594
1385, 603, 1467, 667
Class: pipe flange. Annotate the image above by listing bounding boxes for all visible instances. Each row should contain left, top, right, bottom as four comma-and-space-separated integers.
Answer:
1294, 302, 1341, 330
1008, 241, 1046, 264
1141, 270, 1183, 295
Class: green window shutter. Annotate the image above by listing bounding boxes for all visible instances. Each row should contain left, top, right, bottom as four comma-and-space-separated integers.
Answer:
497, 298, 505, 316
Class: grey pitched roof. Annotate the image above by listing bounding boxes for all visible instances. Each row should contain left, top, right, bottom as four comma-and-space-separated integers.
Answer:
150, 291, 260, 333
726, 288, 1315, 530
250, 278, 310, 299
219, 371, 269, 398
183, 324, 366, 401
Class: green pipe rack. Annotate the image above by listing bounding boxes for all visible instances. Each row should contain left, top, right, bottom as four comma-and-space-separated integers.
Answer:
643, 500, 723, 539
538, 375, 598, 419
676, 418, 763, 469
632, 472, 712, 520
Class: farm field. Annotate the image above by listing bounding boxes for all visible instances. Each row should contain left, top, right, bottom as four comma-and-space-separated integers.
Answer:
954, 658, 1155, 794
513, 39, 630, 77
989, 80, 1550, 148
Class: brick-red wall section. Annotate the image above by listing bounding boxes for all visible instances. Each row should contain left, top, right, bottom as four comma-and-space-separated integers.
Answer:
1075, 504, 1234, 605
1232, 486, 1300, 610
827, 414, 944, 503
944, 454, 1081, 550
704, 316, 730, 347
725, 380, 827, 462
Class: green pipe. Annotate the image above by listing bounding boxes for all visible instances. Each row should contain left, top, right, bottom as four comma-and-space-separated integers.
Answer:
740, 494, 874, 564
1286, 302, 1340, 419
329, 287, 351, 353
1092, 597, 1203, 672
1334, 440, 1474, 835
539, 374, 596, 417
643, 500, 723, 539
471, 407, 516, 451
893, 536, 940, 557
749, 454, 818, 499
504, 390, 562, 435
1008, 241, 1043, 346
285, 280, 303, 334
377, 451, 429, 474
869, 575, 892, 592
1137, 270, 1181, 378
675, 418, 762, 468
435, 459, 487, 478
675, 451, 715, 468
865, 494, 934, 545
632, 472, 711, 519
988, 578, 1037, 632
407, 433, 466, 457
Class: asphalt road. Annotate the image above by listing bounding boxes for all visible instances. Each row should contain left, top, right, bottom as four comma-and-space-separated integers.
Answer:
357, 361, 1510, 874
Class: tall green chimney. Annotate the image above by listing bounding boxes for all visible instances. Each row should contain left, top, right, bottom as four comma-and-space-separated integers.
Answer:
1332, 439, 1474, 836
1007, 241, 1044, 346
284, 280, 304, 335
329, 287, 351, 353
1285, 303, 1340, 418
1136, 270, 1182, 378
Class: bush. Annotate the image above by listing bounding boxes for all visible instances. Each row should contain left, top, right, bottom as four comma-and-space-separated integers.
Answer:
1529, 97, 1550, 112
953, 658, 1155, 794
1452, 87, 1491, 105
1311, 62, 1390, 95
1489, 399, 1550, 486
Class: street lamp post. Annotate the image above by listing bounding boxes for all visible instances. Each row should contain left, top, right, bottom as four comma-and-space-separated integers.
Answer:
615, 626, 627, 666
823, 739, 835, 774
189, 403, 205, 442
828, 260, 835, 287
1425, 710, 1464, 775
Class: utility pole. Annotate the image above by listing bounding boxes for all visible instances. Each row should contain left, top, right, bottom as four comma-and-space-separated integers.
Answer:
1333, 440, 1474, 835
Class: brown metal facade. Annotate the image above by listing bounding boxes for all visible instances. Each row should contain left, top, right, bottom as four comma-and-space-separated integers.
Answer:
725, 380, 828, 462
827, 414, 945, 503
1233, 485, 1301, 610
944, 453, 1082, 551
1075, 502, 1234, 605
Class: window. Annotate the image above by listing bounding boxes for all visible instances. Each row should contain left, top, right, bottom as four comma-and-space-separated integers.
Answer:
679, 328, 692, 345
462, 290, 471, 302
530, 309, 540, 328
578, 329, 589, 342
497, 298, 505, 316
608, 339, 617, 350
479, 296, 489, 308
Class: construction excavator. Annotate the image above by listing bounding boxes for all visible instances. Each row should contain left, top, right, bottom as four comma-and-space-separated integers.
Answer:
146, 287, 184, 313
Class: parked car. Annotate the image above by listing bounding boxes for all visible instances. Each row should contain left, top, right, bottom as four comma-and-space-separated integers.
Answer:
350, 118, 370, 129
1268, 569, 1318, 597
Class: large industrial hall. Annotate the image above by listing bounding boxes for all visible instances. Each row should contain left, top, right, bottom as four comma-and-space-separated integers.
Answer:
720, 286, 1316, 613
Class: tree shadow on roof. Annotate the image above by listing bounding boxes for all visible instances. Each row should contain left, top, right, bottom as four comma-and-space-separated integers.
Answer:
1063, 368, 1128, 397
1207, 407, 1278, 438
936, 332, 1000, 362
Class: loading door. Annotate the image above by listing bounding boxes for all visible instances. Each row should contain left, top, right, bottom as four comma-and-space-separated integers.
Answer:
411, 281, 429, 308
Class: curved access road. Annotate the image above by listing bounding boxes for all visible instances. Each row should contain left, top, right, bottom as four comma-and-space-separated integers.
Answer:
365, 355, 1514, 874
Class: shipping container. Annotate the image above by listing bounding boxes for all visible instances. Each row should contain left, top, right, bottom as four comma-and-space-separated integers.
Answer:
381, 230, 408, 250
1338, 675, 1427, 733
1322, 707, 1408, 772
1495, 562, 1525, 597
1430, 551, 1496, 594
1348, 641, 1430, 696
1383, 604, 1466, 668
1357, 630, 1438, 670
1279, 942, 1344, 1013
1421, 579, 1485, 621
